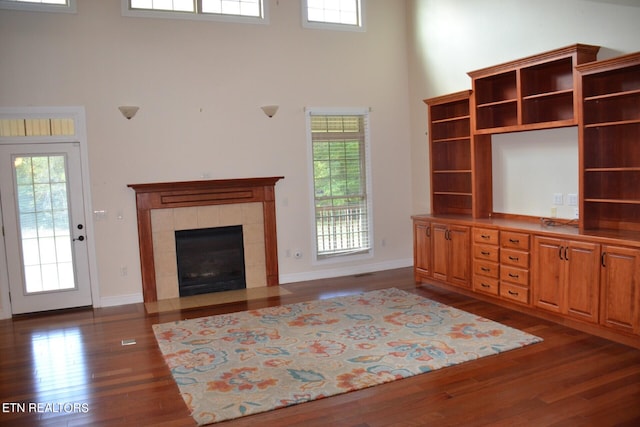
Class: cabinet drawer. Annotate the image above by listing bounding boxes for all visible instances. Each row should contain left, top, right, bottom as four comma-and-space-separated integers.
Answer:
474, 244, 499, 262
500, 248, 529, 269
474, 260, 499, 278
500, 283, 529, 305
500, 265, 529, 287
501, 231, 530, 250
474, 228, 499, 245
473, 275, 499, 296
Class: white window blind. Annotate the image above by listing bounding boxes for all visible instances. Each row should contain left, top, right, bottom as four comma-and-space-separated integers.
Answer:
309, 111, 372, 259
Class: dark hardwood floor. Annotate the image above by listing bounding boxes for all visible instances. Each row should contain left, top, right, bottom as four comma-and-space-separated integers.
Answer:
1, 267, 639, 426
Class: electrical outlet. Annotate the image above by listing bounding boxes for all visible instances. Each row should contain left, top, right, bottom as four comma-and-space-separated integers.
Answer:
553, 193, 564, 205
567, 193, 578, 206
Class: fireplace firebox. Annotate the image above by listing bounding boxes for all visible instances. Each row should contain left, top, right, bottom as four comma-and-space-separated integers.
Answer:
175, 225, 246, 297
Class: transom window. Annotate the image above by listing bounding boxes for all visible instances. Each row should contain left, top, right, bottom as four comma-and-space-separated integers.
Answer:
0, 0, 76, 13
307, 110, 372, 260
303, 0, 364, 31
124, 0, 266, 22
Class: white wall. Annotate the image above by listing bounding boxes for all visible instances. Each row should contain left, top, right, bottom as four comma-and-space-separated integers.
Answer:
407, 0, 640, 216
0, 0, 414, 306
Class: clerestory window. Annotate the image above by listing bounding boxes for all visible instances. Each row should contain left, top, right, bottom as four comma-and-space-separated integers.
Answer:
0, 0, 76, 13
302, 0, 364, 31
307, 109, 372, 260
123, 0, 267, 23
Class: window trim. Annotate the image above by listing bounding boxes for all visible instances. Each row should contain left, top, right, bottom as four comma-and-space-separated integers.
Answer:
0, 0, 76, 14
121, 0, 269, 25
301, 0, 365, 32
305, 107, 374, 264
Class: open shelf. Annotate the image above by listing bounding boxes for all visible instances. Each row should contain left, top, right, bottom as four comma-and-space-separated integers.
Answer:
522, 90, 575, 124
469, 44, 599, 133
432, 171, 472, 195
584, 170, 640, 201
431, 116, 471, 141
583, 91, 640, 125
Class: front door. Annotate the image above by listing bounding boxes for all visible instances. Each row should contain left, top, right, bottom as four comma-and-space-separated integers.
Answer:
0, 142, 92, 314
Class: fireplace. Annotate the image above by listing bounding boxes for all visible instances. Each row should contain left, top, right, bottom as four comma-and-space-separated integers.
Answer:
128, 177, 283, 303
175, 225, 246, 296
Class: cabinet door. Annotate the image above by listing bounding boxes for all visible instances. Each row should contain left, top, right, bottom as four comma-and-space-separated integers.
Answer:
565, 241, 601, 323
533, 236, 564, 313
600, 245, 640, 334
431, 223, 449, 282
414, 222, 432, 279
449, 225, 471, 288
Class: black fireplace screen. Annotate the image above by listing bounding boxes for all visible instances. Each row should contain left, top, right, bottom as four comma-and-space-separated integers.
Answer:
175, 225, 246, 297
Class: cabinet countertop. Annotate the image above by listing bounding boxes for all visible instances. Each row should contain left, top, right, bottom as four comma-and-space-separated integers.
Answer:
412, 214, 640, 248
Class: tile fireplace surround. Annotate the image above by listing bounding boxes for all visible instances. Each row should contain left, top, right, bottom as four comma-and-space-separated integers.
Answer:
128, 177, 283, 303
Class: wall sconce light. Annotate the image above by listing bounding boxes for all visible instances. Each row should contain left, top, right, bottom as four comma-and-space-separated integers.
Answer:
261, 105, 279, 118
118, 106, 139, 120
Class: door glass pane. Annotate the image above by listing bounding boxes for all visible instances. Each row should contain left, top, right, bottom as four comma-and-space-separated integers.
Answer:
13, 155, 76, 294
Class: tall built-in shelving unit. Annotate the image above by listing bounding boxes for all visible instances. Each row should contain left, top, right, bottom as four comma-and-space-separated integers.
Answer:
424, 91, 473, 216
577, 52, 640, 233
424, 44, 640, 235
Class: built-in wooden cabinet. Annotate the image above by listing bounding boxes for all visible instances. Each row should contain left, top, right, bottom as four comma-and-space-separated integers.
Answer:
413, 220, 432, 281
577, 52, 640, 233
432, 223, 471, 288
532, 236, 601, 323
472, 227, 500, 296
414, 45, 640, 348
600, 245, 640, 334
412, 215, 640, 348
469, 44, 599, 134
499, 231, 531, 305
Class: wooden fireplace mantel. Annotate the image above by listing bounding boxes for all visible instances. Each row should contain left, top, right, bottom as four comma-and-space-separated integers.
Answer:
128, 176, 284, 303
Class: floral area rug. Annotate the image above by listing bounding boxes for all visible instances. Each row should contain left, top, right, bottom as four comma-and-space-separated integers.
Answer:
152, 287, 542, 425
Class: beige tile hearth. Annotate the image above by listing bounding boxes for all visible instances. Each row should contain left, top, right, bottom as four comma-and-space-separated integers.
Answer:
144, 286, 291, 314
150, 202, 267, 300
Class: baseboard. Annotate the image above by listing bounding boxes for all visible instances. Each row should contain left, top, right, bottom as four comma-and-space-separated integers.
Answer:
99, 293, 144, 308
279, 258, 413, 284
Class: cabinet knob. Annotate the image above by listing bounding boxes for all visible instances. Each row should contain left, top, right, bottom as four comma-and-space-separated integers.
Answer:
509, 256, 519, 261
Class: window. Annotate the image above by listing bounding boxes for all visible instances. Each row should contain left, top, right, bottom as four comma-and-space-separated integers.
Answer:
0, 0, 76, 13
302, 0, 364, 31
307, 110, 372, 260
123, 0, 267, 23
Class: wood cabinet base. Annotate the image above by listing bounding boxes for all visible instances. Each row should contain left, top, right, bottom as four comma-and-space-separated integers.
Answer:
416, 276, 640, 350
